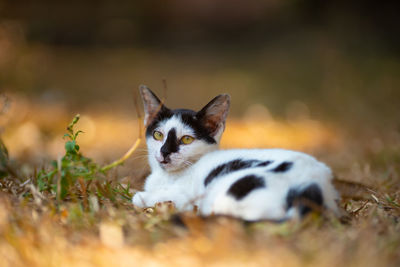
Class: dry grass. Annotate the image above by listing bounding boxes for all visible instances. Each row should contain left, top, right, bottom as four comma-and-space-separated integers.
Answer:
0, 95, 400, 267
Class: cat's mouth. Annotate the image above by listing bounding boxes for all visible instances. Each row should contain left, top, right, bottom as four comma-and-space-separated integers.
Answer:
155, 154, 170, 164
157, 158, 172, 168
155, 154, 186, 172
157, 158, 184, 172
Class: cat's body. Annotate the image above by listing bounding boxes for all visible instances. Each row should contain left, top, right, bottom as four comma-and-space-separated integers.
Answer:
132, 86, 340, 221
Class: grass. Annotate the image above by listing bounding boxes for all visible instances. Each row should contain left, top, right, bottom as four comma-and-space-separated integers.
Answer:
0, 103, 400, 267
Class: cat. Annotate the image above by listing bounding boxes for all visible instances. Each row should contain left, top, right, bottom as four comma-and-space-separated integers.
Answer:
132, 85, 340, 221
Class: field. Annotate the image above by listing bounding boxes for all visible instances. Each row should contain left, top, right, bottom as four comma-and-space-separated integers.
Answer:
0, 90, 399, 267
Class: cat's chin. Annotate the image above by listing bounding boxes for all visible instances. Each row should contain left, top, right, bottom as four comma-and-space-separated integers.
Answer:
159, 162, 186, 173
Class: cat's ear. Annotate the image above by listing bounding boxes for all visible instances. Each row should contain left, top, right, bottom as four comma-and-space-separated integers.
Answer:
197, 94, 230, 136
139, 85, 165, 126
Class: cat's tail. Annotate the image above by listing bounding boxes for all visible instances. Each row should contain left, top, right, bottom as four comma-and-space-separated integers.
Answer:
285, 182, 339, 219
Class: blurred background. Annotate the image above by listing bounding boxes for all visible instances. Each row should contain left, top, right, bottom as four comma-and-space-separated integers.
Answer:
0, 0, 399, 182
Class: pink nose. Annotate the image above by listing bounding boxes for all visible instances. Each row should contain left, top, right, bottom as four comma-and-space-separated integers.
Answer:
156, 155, 170, 164
160, 157, 170, 164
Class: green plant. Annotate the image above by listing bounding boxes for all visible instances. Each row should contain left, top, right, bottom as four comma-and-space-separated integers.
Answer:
35, 114, 141, 202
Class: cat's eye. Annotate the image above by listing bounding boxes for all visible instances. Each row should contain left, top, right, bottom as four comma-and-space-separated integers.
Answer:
181, 135, 195, 145
153, 131, 164, 141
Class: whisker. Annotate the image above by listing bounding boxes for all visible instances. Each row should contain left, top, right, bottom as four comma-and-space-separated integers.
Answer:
132, 152, 149, 157
182, 160, 194, 167
125, 155, 149, 161
136, 148, 148, 151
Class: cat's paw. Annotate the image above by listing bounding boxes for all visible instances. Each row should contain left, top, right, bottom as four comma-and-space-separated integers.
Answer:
155, 200, 176, 210
132, 191, 149, 208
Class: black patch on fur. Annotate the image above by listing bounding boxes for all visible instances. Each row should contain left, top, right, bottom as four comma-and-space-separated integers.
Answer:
271, 161, 293, 173
256, 160, 273, 167
145, 106, 173, 137
179, 109, 216, 144
145, 108, 216, 144
227, 175, 265, 200
286, 183, 323, 216
160, 128, 179, 158
204, 164, 226, 186
204, 159, 260, 186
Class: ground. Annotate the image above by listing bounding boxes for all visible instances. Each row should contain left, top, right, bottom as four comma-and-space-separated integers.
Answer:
0, 95, 399, 267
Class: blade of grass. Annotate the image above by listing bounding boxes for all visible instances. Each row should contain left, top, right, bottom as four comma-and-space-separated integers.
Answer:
100, 138, 141, 173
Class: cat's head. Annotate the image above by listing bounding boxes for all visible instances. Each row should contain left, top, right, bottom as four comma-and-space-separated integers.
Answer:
140, 85, 230, 173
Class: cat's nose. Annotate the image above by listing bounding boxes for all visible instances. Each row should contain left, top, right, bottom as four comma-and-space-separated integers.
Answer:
156, 154, 170, 164
160, 149, 171, 160
160, 129, 179, 159
159, 150, 171, 163
160, 143, 177, 159
160, 157, 171, 164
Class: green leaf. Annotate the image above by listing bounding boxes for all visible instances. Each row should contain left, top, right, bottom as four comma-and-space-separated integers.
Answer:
67, 114, 80, 133
74, 130, 84, 140
37, 174, 46, 191
71, 114, 80, 125
63, 133, 72, 140
65, 141, 76, 153
58, 175, 69, 200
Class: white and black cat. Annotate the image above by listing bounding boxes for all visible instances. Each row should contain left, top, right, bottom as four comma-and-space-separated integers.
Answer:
132, 86, 340, 221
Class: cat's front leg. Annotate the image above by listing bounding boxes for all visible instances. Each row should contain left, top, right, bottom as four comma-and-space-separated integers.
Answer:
132, 189, 194, 211
132, 190, 175, 208
132, 191, 151, 208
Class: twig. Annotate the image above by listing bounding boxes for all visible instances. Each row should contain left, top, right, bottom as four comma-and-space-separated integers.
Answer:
100, 86, 144, 172
162, 79, 168, 102
133, 89, 144, 139
351, 200, 369, 215
100, 138, 142, 173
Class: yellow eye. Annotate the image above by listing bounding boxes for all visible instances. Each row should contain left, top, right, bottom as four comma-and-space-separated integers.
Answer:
153, 131, 164, 141
181, 135, 195, 145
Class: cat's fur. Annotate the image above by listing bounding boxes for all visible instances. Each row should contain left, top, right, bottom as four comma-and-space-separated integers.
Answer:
132, 86, 340, 221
